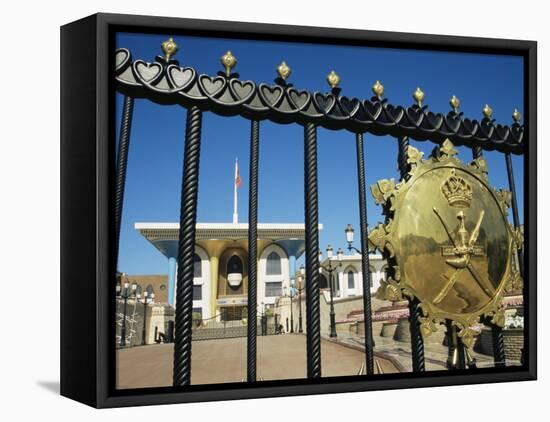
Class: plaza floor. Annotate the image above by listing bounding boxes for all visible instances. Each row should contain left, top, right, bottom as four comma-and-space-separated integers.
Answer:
116, 333, 399, 389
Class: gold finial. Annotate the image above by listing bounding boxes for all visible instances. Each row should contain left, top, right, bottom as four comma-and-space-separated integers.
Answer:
512, 108, 522, 123
327, 70, 340, 89
220, 50, 237, 77
372, 80, 384, 99
413, 87, 425, 107
277, 61, 291, 80
450, 95, 460, 112
161, 37, 179, 61
483, 104, 493, 119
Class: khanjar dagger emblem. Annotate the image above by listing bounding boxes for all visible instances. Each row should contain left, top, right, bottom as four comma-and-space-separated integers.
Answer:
369, 139, 520, 348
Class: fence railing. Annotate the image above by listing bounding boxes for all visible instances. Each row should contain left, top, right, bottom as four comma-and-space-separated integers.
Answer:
114, 39, 525, 386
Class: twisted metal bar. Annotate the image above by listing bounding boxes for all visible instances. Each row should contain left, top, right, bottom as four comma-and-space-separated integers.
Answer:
472, 145, 483, 160
397, 136, 426, 372
506, 153, 524, 277
355, 133, 375, 375
473, 146, 507, 368
408, 298, 426, 372
304, 122, 321, 379
173, 106, 203, 386
247, 120, 260, 382
505, 152, 525, 366
114, 96, 134, 268
491, 324, 506, 368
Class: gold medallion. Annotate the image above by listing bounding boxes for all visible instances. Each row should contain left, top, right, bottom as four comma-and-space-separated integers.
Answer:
369, 139, 521, 348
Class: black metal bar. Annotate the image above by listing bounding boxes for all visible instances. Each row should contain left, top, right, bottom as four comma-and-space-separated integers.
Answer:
173, 106, 203, 386
408, 298, 426, 372
114, 95, 134, 267
142, 299, 147, 346
247, 119, 260, 382
290, 292, 295, 333
304, 122, 321, 379
506, 153, 524, 277
473, 147, 506, 368
491, 324, 506, 368
505, 151, 525, 365
355, 133, 375, 374
396, 135, 426, 372
120, 294, 128, 347
298, 287, 303, 333
328, 268, 337, 338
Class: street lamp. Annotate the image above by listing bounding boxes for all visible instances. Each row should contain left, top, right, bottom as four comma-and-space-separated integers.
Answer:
284, 284, 295, 333
260, 301, 266, 336
138, 291, 155, 345
345, 224, 362, 253
117, 277, 137, 347
319, 245, 343, 338
296, 270, 305, 333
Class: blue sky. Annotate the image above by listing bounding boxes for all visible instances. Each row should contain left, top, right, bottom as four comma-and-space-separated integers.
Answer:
116, 32, 524, 275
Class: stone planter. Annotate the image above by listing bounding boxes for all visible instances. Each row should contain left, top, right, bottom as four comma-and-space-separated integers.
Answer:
393, 318, 411, 342
381, 321, 398, 338
478, 327, 524, 362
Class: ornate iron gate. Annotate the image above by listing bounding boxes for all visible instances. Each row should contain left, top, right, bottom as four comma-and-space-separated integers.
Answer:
114, 38, 525, 386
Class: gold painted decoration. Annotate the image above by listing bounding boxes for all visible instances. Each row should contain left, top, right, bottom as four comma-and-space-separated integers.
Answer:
413, 87, 425, 107
372, 80, 384, 99
512, 108, 522, 123
483, 104, 493, 119
221, 51, 237, 77
370, 139, 518, 348
161, 37, 179, 61
450, 95, 460, 112
327, 70, 340, 89
277, 61, 291, 80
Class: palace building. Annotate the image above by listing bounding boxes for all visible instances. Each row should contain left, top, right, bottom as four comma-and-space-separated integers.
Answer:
135, 222, 321, 321
135, 160, 388, 322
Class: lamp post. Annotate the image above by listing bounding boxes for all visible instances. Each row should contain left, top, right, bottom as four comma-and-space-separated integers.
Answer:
284, 285, 295, 333
260, 301, 266, 336
319, 245, 343, 338
138, 291, 155, 345
297, 266, 305, 333
117, 277, 137, 347
345, 224, 360, 254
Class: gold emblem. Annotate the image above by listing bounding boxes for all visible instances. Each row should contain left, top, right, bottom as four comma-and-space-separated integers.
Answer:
370, 139, 518, 348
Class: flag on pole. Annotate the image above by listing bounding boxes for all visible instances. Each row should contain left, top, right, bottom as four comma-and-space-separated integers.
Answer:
235, 160, 242, 187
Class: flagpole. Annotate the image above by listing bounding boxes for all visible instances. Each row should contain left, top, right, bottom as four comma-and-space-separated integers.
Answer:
233, 158, 238, 224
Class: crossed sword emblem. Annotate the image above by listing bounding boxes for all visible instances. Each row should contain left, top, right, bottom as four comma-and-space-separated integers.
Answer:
432, 207, 495, 304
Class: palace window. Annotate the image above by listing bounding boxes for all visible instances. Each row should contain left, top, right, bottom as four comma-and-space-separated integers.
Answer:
193, 284, 202, 301
265, 281, 282, 297
193, 253, 202, 278
266, 251, 282, 275
347, 271, 355, 289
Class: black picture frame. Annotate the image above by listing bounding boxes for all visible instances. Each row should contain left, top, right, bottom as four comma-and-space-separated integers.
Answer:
60, 12, 537, 408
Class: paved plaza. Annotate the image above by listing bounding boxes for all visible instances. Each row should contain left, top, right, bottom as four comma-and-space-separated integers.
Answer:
116, 334, 399, 389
